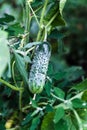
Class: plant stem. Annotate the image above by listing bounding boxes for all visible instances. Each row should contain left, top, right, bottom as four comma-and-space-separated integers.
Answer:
19, 89, 23, 111
28, 2, 40, 27
12, 61, 18, 87
51, 93, 65, 102
0, 78, 21, 91
24, 0, 31, 44
69, 91, 84, 101
36, 0, 49, 41
72, 108, 83, 130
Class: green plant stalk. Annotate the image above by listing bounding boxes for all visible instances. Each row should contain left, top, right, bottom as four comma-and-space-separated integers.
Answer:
19, 89, 23, 111
0, 78, 21, 91
28, 2, 40, 27
72, 108, 83, 130
36, 0, 49, 41
24, 0, 31, 44
12, 61, 18, 87
51, 93, 65, 102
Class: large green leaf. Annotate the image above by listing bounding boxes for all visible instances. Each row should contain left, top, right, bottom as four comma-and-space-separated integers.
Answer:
0, 30, 10, 78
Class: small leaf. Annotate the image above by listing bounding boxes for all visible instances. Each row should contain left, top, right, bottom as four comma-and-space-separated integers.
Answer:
54, 88, 65, 99
53, 107, 65, 124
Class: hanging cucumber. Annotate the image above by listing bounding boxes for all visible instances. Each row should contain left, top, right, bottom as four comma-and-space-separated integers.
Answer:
29, 42, 51, 94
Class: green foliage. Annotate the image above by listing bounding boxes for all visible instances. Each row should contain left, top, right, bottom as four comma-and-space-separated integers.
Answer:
53, 107, 65, 123
0, 0, 87, 130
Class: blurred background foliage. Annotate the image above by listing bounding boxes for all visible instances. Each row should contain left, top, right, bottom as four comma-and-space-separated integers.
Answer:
63, 0, 87, 73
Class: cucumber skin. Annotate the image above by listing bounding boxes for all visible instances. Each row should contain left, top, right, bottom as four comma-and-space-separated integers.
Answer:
29, 42, 51, 94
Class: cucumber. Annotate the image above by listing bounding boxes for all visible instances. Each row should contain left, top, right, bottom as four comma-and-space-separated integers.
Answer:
29, 42, 51, 94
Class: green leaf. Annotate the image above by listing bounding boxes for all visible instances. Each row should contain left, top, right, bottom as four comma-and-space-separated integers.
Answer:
82, 90, 87, 101
72, 78, 87, 91
52, 72, 66, 80
14, 51, 28, 84
30, 116, 40, 130
59, 0, 67, 15
54, 88, 65, 99
24, 42, 42, 49
0, 13, 15, 24
78, 109, 87, 121
44, 2, 59, 22
7, 23, 24, 36
0, 30, 11, 78
45, 81, 51, 96
54, 119, 68, 130
44, 1, 65, 27
52, 13, 65, 27
53, 107, 65, 124
45, 104, 53, 112
72, 98, 87, 109
41, 112, 55, 130
21, 113, 32, 126
0, 120, 5, 130
65, 116, 77, 130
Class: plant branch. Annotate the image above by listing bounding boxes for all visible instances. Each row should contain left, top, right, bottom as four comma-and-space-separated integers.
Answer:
24, 0, 31, 44
51, 93, 65, 102
0, 78, 22, 91
28, 2, 40, 27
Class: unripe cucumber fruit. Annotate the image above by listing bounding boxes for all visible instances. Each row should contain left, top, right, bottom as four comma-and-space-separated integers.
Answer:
29, 42, 51, 94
